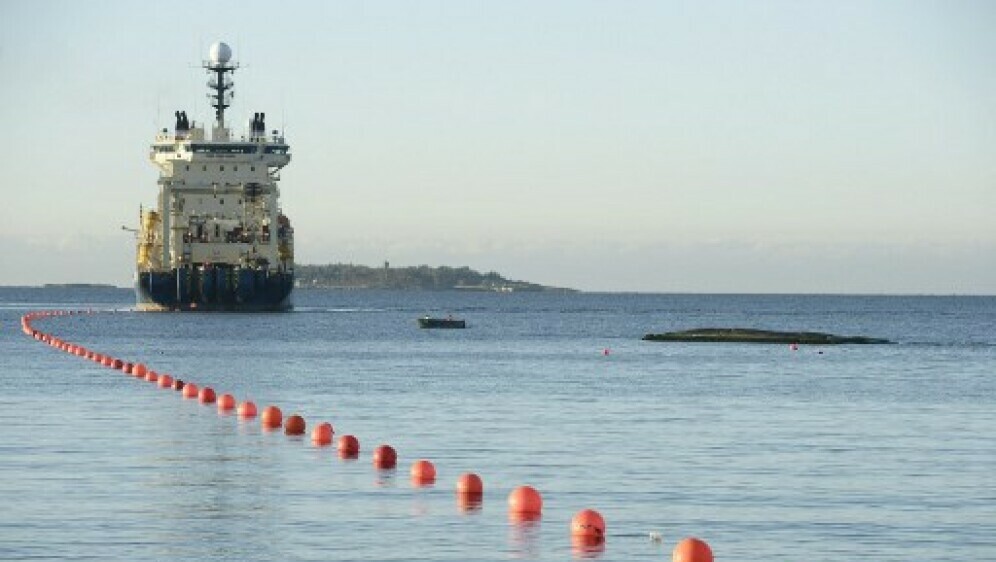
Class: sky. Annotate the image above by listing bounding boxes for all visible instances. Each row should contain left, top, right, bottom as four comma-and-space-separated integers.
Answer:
0, 0, 993, 293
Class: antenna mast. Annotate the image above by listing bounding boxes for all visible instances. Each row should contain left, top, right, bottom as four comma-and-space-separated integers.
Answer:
204, 42, 238, 134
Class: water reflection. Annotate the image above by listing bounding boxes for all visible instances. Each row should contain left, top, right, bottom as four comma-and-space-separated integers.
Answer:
373, 469, 396, 488
571, 536, 605, 559
508, 513, 542, 558
456, 493, 483, 513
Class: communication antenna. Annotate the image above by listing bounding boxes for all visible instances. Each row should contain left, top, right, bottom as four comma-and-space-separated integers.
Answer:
204, 42, 238, 129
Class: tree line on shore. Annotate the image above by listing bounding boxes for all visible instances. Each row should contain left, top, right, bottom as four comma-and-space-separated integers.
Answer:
295, 263, 573, 292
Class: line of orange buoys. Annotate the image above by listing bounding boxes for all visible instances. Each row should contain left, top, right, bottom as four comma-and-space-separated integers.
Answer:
19, 309, 714, 561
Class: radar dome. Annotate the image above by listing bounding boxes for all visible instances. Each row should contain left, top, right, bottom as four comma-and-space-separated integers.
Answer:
209, 42, 232, 64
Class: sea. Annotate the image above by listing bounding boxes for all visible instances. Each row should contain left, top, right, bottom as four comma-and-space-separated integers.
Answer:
1, 287, 993, 561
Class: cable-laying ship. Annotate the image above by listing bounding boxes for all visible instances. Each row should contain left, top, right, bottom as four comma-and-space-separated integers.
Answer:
136, 41, 294, 311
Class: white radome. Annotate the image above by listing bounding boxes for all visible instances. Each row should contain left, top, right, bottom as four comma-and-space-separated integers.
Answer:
209, 42, 232, 64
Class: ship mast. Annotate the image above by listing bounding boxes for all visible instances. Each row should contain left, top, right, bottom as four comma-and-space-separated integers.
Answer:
204, 42, 237, 140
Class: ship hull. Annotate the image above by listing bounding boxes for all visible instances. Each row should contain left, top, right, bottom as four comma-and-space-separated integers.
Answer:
135, 267, 293, 312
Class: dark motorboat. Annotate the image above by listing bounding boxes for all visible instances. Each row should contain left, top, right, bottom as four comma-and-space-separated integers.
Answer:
418, 316, 466, 329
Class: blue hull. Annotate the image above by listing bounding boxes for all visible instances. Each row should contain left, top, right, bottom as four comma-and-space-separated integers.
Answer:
136, 267, 293, 311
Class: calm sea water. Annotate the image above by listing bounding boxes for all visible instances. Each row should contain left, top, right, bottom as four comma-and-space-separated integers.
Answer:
1, 287, 993, 561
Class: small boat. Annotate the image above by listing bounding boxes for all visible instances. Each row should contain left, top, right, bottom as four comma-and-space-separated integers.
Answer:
418, 316, 466, 329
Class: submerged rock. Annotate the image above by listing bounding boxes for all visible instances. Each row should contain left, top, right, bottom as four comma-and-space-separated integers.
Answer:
642, 328, 892, 345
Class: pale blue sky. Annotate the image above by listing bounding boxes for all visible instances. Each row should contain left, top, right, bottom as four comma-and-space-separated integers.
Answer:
1, 0, 993, 292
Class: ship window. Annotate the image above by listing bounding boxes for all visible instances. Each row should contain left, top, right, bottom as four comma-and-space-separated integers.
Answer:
233, 166, 238, 171
185, 165, 190, 171
220, 166, 225, 171
202, 165, 207, 171
251, 166, 255, 171
220, 199, 224, 205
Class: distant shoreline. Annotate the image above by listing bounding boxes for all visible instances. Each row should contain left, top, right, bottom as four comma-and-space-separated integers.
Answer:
1, 283, 992, 297
295, 263, 577, 293
42, 283, 119, 289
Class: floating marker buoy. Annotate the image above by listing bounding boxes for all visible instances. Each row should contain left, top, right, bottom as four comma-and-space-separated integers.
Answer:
173, 379, 185, 391
338, 435, 359, 457
217, 394, 235, 412
570, 509, 606, 540
145, 371, 158, 383
111, 358, 123, 370
182, 382, 199, 399
157, 374, 173, 388
456, 472, 483, 495
508, 485, 542, 515
789, 343, 799, 351
602, 348, 610, 356
311, 422, 333, 446
410, 459, 436, 485
122, 362, 134, 374
198, 387, 216, 404
261, 405, 282, 429
237, 401, 258, 418
284, 414, 306, 435
672, 537, 713, 562
133, 364, 147, 377
372, 444, 397, 469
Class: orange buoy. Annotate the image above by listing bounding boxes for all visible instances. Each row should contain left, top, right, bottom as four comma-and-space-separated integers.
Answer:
182, 382, 199, 399
570, 509, 606, 540
311, 422, 333, 446
111, 358, 123, 370
456, 472, 483, 495
238, 401, 258, 419
157, 374, 173, 388
508, 485, 542, 515
217, 394, 236, 412
133, 363, 147, 377
198, 387, 217, 404
173, 379, 185, 391
672, 537, 713, 562
122, 362, 134, 374
284, 414, 306, 435
145, 371, 158, 383
338, 435, 360, 457
410, 459, 436, 485
372, 444, 397, 469
261, 405, 282, 429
